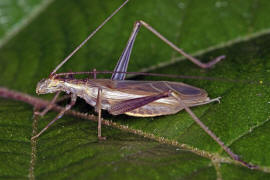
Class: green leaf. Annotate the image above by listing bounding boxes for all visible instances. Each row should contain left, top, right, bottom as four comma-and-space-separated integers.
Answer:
1, 0, 270, 179
0, 0, 53, 47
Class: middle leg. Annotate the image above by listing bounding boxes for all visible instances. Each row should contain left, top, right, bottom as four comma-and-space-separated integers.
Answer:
95, 88, 106, 140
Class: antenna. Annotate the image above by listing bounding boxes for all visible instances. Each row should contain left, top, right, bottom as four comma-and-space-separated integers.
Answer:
50, 0, 130, 75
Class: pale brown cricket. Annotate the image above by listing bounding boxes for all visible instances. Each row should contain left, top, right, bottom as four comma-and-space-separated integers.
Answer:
33, 0, 256, 169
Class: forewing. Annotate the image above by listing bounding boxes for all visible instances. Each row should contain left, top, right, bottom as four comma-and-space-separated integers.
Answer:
114, 80, 208, 99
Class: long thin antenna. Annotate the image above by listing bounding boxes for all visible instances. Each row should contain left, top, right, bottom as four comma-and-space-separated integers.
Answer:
50, 0, 130, 75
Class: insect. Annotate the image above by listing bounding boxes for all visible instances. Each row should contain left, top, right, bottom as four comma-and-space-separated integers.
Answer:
33, 0, 256, 169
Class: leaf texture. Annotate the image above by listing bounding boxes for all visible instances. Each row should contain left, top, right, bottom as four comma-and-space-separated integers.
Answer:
1, 0, 270, 179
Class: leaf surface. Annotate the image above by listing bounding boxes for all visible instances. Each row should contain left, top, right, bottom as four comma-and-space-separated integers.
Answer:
1, 0, 270, 179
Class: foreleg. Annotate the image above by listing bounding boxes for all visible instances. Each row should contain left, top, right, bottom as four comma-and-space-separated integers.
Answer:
31, 94, 77, 139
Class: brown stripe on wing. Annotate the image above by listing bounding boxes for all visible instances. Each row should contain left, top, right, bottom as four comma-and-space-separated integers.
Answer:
109, 91, 170, 115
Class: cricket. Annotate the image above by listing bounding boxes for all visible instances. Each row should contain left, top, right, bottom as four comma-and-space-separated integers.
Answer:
32, 0, 256, 169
